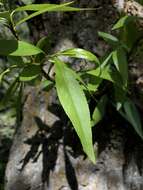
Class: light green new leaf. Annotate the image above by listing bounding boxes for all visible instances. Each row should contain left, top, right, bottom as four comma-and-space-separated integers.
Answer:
54, 58, 95, 163
87, 66, 122, 87
57, 48, 100, 66
14, 2, 74, 11
123, 99, 143, 139
91, 95, 107, 127
0, 40, 43, 56
87, 66, 113, 82
19, 65, 41, 81
13, 2, 92, 26
112, 48, 128, 87
112, 15, 134, 30
98, 31, 119, 46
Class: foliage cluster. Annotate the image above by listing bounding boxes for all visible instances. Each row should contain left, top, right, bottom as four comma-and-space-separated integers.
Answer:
0, 1, 143, 163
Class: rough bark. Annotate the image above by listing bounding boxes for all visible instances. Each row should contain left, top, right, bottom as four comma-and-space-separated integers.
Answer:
5, 1, 143, 190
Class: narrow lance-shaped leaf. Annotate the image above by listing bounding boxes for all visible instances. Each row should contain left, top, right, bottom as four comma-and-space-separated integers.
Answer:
0, 77, 19, 110
112, 15, 135, 30
91, 95, 108, 127
40, 80, 54, 91
0, 11, 10, 21
0, 11, 11, 27
19, 65, 41, 82
54, 57, 95, 163
14, 2, 74, 11
0, 65, 18, 84
87, 66, 114, 83
0, 69, 10, 84
0, 40, 43, 56
13, 2, 93, 26
56, 48, 100, 66
16, 82, 23, 127
98, 31, 119, 46
123, 99, 143, 139
112, 48, 128, 87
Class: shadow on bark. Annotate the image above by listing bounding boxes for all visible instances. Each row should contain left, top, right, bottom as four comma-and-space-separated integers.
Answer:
19, 115, 82, 190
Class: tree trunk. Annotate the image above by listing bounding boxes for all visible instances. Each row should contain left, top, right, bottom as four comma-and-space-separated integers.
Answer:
5, 1, 143, 190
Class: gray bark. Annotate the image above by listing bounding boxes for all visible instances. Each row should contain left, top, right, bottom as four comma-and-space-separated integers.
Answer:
5, 1, 143, 190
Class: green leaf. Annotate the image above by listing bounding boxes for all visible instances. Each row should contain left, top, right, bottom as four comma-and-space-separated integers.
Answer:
112, 15, 134, 30
0, 65, 18, 84
0, 40, 43, 56
40, 80, 54, 91
114, 85, 127, 107
16, 82, 23, 127
91, 95, 107, 127
80, 73, 102, 92
14, 2, 74, 11
7, 56, 25, 66
119, 19, 141, 51
19, 65, 41, 81
98, 31, 119, 46
101, 52, 113, 67
87, 65, 123, 87
35, 36, 51, 62
86, 76, 101, 92
57, 48, 100, 66
0, 78, 19, 110
123, 99, 143, 139
54, 57, 95, 163
87, 66, 113, 82
13, 2, 92, 26
0, 11, 10, 21
0, 68, 10, 84
112, 48, 128, 87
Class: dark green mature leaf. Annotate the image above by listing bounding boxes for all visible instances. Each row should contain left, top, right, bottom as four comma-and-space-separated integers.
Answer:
40, 80, 54, 91
35, 36, 51, 62
101, 52, 113, 67
7, 56, 24, 66
0, 77, 19, 110
114, 85, 127, 109
57, 48, 100, 65
0, 65, 18, 84
123, 99, 143, 139
0, 11, 10, 21
54, 57, 95, 163
81, 74, 102, 92
0, 11, 11, 27
19, 65, 41, 81
91, 95, 107, 127
112, 48, 128, 87
0, 40, 43, 56
16, 82, 23, 127
98, 31, 119, 46
119, 19, 141, 51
